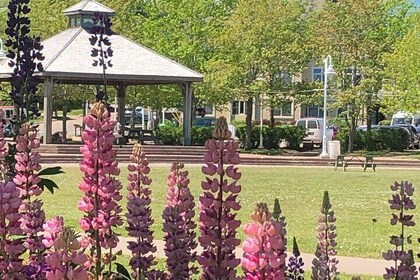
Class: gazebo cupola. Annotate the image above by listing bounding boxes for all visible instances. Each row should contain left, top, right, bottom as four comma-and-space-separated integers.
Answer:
63, 0, 115, 29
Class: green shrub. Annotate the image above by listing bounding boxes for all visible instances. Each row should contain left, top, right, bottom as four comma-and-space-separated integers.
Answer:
281, 125, 306, 150
191, 126, 213, 146
356, 128, 408, 152
154, 123, 183, 145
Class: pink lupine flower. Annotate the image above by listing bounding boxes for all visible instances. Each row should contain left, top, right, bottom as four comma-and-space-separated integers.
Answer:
241, 203, 287, 280
198, 117, 242, 280
162, 162, 197, 279
43, 217, 90, 280
78, 102, 123, 277
125, 144, 157, 279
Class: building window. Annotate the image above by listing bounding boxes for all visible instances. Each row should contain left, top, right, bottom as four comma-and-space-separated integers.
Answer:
312, 67, 324, 83
301, 105, 323, 118
232, 101, 247, 115
273, 102, 292, 116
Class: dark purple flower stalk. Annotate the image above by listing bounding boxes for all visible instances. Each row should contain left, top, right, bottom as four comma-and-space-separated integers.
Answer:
89, 12, 113, 103
198, 117, 242, 280
126, 144, 157, 280
162, 162, 198, 280
5, 0, 44, 123
383, 181, 417, 279
311, 191, 339, 280
286, 237, 304, 280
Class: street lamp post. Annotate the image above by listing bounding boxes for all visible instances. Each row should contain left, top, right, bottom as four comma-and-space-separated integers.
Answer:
320, 55, 335, 158
258, 93, 264, 149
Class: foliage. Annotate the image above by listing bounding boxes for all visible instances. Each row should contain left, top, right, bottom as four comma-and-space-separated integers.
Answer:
382, 12, 420, 114
198, 117, 241, 279
163, 162, 197, 279
311, 191, 339, 280
236, 125, 306, 150
154, 123, 183, 145
314, 0, 410, 152
356, 129, 409, 152
191, 126, 213, 146
241, 202, 287, 279
383, 181, 417, 279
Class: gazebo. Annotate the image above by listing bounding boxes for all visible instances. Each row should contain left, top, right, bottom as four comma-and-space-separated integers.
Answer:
0, 0, 203, 144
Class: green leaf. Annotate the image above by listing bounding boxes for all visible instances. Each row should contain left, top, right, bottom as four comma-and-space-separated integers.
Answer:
38, 178, 59, 194
38, 166, 65, 176
115, 263, 131, 280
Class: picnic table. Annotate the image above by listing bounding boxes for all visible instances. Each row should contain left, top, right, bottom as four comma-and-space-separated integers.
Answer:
124, 128, 157, 145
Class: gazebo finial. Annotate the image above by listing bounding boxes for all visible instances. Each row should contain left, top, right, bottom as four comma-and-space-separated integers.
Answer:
63, 0, 115, 29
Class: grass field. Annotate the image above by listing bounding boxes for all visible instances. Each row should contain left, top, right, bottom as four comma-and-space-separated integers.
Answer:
40, 164, 420, 260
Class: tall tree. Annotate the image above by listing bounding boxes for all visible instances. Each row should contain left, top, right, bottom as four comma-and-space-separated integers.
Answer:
382, 11, 420, 114
314, 0, 410, 152
208, 0, 311, 149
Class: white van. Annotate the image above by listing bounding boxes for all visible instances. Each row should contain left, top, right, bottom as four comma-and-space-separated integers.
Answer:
391, 112, 420, 127
295, 118, 333, 147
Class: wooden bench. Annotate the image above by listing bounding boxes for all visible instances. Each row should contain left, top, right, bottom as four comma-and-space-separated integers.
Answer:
363, 156, 376, 172
334, 155, 347, 171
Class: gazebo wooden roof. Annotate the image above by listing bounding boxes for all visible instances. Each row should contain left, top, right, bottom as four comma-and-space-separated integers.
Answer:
0, 0, 203, 144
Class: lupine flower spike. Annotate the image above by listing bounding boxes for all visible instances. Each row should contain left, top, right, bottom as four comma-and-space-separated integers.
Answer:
286, 237, 305, 280
311, 191, 339, 280
242, 202, 287, 279
126, 144, 157, 279
383, 181, 417, 279
163, 161, 197, 279
43, 216, 90, 280
198, 117, 242, 280
78, 102, 123, 278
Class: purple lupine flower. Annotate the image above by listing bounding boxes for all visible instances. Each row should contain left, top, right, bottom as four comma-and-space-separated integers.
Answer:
383, 181, 417, 279
311, 191, 339, 280
5, 0, 44, 123
198, 117, 242, 280
78, 102, 123, 278
241, 203, 287, 280
126, 144, 157, 279
286, 237, 304, 280
162, 162, 197, 279
90, 12, 113, 103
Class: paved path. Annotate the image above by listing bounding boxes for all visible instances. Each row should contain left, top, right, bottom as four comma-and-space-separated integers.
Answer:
116, 237, 411, 276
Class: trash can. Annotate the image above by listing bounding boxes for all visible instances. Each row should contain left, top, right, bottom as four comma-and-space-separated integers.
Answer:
328, 140, 341, 159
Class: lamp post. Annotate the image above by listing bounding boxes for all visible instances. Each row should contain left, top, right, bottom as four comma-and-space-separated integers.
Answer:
258, 93, 264, 149
320, 55, 335, 158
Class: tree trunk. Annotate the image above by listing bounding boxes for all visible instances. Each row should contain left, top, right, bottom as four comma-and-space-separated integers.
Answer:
245, 97, 254, 150
131, 104, 135, 129
270, 107, 275, 128
347, 116, 357, 153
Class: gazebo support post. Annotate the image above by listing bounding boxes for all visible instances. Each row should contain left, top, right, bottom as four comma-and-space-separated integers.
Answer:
182, 82, 193, 146
117, 84, 126, 136
43, 77, 54, 144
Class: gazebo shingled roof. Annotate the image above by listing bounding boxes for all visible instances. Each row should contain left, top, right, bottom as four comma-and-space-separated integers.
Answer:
0, 0, 202, 145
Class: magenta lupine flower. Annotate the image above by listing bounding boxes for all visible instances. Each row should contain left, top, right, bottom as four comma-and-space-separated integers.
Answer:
0, 180, 24, 279
241, 203, 287, 280
162, 162, 197, 279
43, 216, 90, 280
311, 191, 339, 280
383, 181, 417, 279
78, 102, 123, 277
12, 124, 46, 274
126, 144, 157, 280
198, 117, 242, 280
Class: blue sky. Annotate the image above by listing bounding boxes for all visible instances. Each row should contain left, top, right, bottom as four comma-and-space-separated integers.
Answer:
415, 0, 420, 6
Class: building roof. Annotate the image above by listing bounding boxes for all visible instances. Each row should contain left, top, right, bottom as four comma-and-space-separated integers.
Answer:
0, 28, 203, 85
63, 0, 115, 16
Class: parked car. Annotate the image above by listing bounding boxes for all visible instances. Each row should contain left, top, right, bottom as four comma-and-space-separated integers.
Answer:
391, 124, 420, 149
295, 118, 333, 148
125, 107, 148, 124
192, 117, 216, 127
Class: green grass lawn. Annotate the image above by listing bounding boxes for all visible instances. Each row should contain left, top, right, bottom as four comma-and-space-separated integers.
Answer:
40, 165, 420, 260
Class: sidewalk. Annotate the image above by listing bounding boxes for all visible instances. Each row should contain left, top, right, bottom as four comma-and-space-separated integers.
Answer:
116, 237, 408, 276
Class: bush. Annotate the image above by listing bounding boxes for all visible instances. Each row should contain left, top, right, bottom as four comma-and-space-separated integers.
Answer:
281, 125, 306, 150
154, 123, 183, 145
191, 126, 213, 146
355, 128, 408, 152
